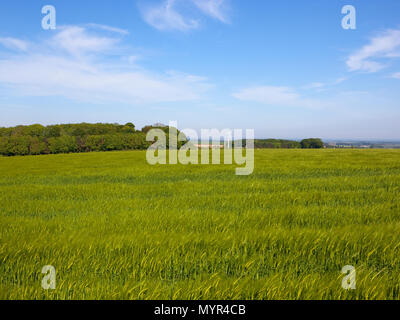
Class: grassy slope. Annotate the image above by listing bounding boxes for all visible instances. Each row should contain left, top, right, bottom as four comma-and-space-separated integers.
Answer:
0, 149, 400, 299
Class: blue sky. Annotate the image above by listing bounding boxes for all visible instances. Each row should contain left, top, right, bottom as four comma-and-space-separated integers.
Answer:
0, 0, 399, 139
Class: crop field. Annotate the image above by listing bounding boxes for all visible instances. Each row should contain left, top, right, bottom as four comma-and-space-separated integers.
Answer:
1, 149, 400, 300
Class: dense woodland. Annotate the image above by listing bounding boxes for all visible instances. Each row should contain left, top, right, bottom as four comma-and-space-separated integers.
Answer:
253, 139, 301, 149
0, 123, 323, 156
0, 123, 150, 156
252, 138, 323, 149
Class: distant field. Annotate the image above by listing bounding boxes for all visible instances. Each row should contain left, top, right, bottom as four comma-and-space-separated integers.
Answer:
1, 149, 400, 300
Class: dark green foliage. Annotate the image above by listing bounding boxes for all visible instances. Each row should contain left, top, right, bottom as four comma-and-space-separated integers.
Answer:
0, 136, 30, 156
253, 139, 302, 149
0, 123, 152, 156
301, 138, 324, 149
0, 122, 323, 155
142, 124, 187, 149
28, 137, 47, 155
47, 136, 78, 154
249, 139, 325, 149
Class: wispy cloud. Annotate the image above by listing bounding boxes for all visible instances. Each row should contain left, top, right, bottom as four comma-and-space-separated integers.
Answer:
232, 86, 334, 109
0, 25, 210, 104
334, 77, 347, 84
192, 0, 230, 23
304, 82, 325, 89
141, 0, 229, 31
85, 23, 130, 35
0, 37, 29, 51
346, 29, 400, 73
303, 77, 347, 90
51, 26, 119, 56
392, 72, 400, 79
141, 0, 199, 32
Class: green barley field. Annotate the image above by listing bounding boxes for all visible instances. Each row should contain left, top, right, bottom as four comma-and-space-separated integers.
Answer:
1, 149, 400, 300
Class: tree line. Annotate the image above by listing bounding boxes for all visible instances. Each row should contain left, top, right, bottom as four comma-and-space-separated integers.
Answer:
0, 123, 155, 156
253, 138, 324, 149
0, 123, 324, 156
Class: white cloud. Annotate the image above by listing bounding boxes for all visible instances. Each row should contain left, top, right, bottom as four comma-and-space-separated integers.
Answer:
303, 77, 347, 90
192, 0, 229, 23
142, 0, 199, 31
347, 29, 400, 72
85, 23, 129, 35
0, 26, 209, 104
334, 77, 347, 84
141, 0, 229, 31
392, 72, 400, 79
52, 26, 119, 56
304, 82, 325, 90
232, 86, 333, 109
0, 37, 29, 51
0, 56, 207, 103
